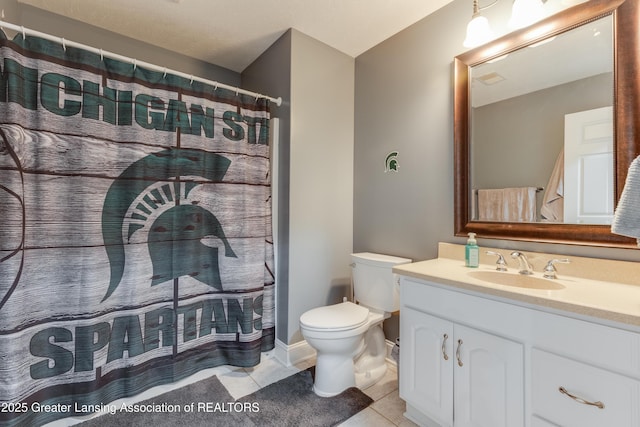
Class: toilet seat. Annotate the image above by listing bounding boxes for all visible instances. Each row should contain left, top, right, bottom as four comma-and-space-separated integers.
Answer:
300, 302, 369, 332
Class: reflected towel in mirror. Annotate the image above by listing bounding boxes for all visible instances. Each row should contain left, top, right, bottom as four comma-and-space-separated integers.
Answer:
541, 149, 564, 222
611, 155, 640, 245
478, 187, 537, 222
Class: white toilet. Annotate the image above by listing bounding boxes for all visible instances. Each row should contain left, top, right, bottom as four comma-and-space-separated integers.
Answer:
299, 252, 411, 397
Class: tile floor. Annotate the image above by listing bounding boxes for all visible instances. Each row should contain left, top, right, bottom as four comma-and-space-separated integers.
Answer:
216, 354, 419, 427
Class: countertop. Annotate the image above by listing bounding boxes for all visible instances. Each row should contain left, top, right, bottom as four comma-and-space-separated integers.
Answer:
393, 244, 640, 328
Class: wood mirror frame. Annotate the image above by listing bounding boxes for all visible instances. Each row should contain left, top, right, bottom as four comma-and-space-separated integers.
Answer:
454, 0, 640, 247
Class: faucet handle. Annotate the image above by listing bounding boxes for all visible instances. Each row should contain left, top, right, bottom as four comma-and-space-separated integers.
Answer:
543, 258, 570, 279
486, 251, 508, 271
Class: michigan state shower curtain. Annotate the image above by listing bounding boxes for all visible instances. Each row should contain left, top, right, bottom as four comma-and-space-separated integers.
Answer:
0, 29, 275, 426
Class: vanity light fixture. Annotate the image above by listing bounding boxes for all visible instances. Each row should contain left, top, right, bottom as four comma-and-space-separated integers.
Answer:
463, 0, 546, 48
463, 0, 495, 48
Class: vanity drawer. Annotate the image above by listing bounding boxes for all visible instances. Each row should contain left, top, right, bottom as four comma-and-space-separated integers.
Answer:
532, 349, 640, 427
531, 311, 640, 377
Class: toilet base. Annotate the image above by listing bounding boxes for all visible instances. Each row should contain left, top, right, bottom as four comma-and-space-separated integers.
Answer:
354, 323, 388, 389
355, 361, 387, 390
311, 323, 389, 397
312, 353, 356, 397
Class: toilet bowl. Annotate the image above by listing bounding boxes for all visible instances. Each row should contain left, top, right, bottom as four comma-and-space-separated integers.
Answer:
300, 302, 371, 397
299, 252, 411, 397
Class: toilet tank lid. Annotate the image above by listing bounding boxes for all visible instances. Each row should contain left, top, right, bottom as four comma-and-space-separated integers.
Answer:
351, 252, 412, 267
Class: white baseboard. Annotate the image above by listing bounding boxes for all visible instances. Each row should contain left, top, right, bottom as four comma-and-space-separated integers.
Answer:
273, 338, 398, 368
274, 338, 316, 367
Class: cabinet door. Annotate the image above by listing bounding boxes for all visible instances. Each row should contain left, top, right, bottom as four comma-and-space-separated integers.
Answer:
453, 324, 524, 427
400, 306, 454, 427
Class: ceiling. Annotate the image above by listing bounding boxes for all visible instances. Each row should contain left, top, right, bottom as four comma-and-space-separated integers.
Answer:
17, 0, 455, 73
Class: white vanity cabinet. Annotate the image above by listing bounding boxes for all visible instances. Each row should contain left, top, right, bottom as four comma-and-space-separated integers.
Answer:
398, 275, 640, 427
400, 279, 524, 427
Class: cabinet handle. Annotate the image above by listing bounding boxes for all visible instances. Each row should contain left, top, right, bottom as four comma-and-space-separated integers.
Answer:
456, 339, 463, 367
558, 386, 605, 409
442, 334, 449, 361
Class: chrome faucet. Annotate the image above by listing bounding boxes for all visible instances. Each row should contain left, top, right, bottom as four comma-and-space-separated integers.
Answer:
543, 258, 570, 279
510, 251, 533, 275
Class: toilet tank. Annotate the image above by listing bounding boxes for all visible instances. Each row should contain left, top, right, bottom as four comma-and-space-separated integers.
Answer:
351, 252, 412, 312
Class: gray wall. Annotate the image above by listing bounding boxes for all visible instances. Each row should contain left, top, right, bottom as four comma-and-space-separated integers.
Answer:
354, 0, 640, 340
244, 30, 355, 345
242, 31, 292, 344
354, 0, 467, 262
286, 30, 354, 344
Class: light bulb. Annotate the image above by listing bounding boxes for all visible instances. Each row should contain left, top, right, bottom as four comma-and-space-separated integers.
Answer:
464, 15, 494, 48
509, 0, 546, 29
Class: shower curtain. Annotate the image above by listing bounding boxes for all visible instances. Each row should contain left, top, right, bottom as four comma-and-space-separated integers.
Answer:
0, 29, 274, 427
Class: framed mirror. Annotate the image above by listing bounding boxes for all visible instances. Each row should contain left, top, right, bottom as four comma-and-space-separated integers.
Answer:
454, 0, 640, 247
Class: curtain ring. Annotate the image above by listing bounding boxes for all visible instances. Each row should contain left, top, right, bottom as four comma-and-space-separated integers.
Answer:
132, 59, 137, 70
163, 67, 167, 78
99, 49, 104, 61
61, 38, 66, 51
20, 26, 25, 39
189, 75, 194, 85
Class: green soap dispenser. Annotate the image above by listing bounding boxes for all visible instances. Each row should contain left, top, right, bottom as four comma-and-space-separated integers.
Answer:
465, 232, 479, 268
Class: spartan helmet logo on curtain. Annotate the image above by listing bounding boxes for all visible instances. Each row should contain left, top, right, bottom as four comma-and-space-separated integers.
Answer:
101, 148, 237, 302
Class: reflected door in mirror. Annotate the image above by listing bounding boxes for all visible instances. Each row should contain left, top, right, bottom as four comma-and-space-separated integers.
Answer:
564, 106, 614, 224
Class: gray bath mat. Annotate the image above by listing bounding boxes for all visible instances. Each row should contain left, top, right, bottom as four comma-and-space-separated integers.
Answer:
80, 367, 372, 426
239, 367, 373, 426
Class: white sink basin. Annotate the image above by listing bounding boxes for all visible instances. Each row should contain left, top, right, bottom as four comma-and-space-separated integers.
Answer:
467, 270, 565, 290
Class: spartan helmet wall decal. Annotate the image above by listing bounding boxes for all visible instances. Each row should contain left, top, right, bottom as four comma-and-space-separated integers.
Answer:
385, 151, 399, 173
101, 148, 237, 302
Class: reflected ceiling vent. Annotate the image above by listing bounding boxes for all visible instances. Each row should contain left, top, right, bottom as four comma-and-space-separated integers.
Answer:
475, 72, 505, 85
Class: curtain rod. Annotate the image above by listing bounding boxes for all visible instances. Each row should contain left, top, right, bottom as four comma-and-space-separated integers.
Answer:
0, 20, 282, 106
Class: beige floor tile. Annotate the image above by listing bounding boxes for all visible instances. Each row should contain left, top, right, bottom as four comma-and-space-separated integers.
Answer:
244, 355, 303, 388
397, 416, 421, 427
370, 389, 410, 426
293, 355, 316, 371
216, 368, 261, 400
363, 364, 398, 401
338, 407, 396, 427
